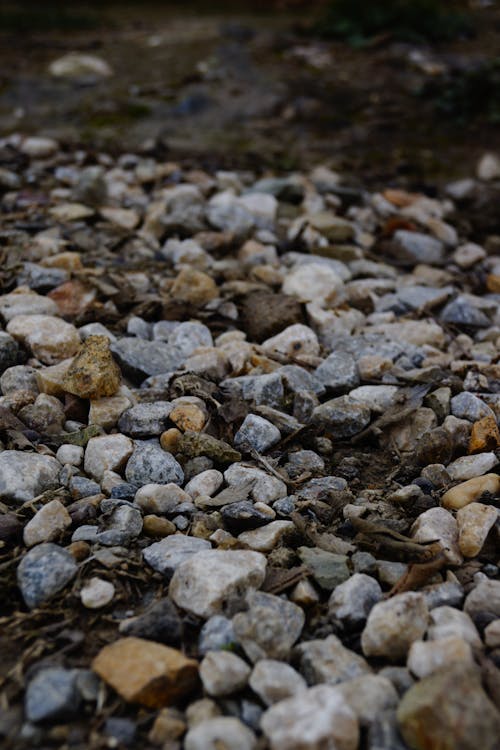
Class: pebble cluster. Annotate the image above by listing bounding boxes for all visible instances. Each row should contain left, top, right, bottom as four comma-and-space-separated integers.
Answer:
1, 135, 500, 750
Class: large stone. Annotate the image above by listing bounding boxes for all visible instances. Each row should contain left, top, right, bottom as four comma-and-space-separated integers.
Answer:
0, 451, 60, 503
62, 335, 121, 399
169, 550, 266, 618
17, 543, 78, 608
249, 660, 307, 706
295, 635, 371, 686
397, 663, 500, 750
92, 637, 199, 708
441, 473, 500, 510
199, 651, 251, 696
456, 502, 498, 557
7, 314, 80, 364
143, 535, 211, 577
23, 499, 72, 547
125, 440, 184, 487
261, 684, 359, 750
232, 591, 305, 662
447, 452, 498, 481
84, 434, 134, 481
361, 593, 429, 661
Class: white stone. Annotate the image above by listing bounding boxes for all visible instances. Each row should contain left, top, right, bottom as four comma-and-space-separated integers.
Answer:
49, 53, 112, 79
224, 465, 287, 503
0, 292, 58, 321
169, 550, 267, 619
56, 444, 84, 466
361, 593, 429, 661
238, 521, 294, 552
427, 606, 482, 651
249, 660, 306, 706
484, 620, 500, 649
330, 675, 398, 726
185, 717, 256, 750
328, 573, 382, 628
349, 385, 399, 413
452, 243, 486, 269
80, 577, 115, 609
407, 636, 474, 679
457, 502, 498, 557
184, 470, 224, 498
84, 434, 134, 481
477, 152, 500, 181
7, 314, 81, 364
282, 263, 344, 305
20, 137, 58, 158
0, 451, 61, 504
199, 651, 251, 696
23, 499, 72, 547
134, 483, 190, 514
261, 684, 359, 750
261, 323, 320, 358
411, 507, 462, 565
447, 452, 498, 481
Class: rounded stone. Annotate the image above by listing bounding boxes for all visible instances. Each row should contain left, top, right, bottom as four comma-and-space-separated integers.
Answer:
125, 440, 184, 487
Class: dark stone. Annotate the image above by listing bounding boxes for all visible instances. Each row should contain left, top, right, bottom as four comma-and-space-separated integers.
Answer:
25, 667, 81, 723
222, 501, 272, 534
118, 597, 183, 645
110, 337, 184, 382
240, 291, 305, 343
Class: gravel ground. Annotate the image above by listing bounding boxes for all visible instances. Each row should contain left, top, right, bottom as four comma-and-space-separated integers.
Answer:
0, 134, 500, 750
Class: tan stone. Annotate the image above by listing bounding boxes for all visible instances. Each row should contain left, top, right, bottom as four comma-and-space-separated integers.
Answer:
49, 202, 94, 222
41, 251, 83, 271
89, 390, 132, 429
62, 335, 121, 399
469, 416, 500, 454
92, 637, 199, 708
23, 499, 72, 547
169, 400, 208, 432
149, 708, 186, 745
160, 428, 182, 453
456, 502, 498, 557
486, 274, 500, 294
100, 207, 140, 230
7, 314, 81, 364
84, 434, 134, 481
441, 474, 500, 510
36, 358, 73, 396
48, 280, 96, 317
170, 268, 217, 306
143, 515, 177, 537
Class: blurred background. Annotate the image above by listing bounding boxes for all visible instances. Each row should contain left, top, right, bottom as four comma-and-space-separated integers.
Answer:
0, 1, 499, 185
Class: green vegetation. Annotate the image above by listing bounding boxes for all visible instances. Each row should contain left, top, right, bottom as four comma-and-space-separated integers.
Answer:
317, 0, 472, 45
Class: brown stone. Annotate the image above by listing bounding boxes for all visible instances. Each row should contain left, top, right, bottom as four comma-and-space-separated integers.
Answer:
486, 274, 500, 294
143, 515, 177, 537
169, 401, 208, 432
469, 416, 500, 454
92, 637, 199, 708
170, 268, 217, 306
160, 428, 182, 453
63, 335, 121, 399
41, 252, 83, 272
48, 279, 96, 317
240, 291, 305, 343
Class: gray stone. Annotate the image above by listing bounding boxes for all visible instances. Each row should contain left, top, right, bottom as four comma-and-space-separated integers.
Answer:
0, 332, 20, 375
249, 660, 306, 706
185, 717, 256, 750
261, 684, 359, 750
450, 392, 494, 422
199, 651, 251, 696
234, 414, 281, 453
17, 263, 68, 292
314, 352, 359, 392
0, 364, 38, 394
221, 372, 285, 409
166, 321, 213, 357
25, 668, 81, 723
118, 597, 182, 645
169, 549, 267, 618
110, 337, 184, 381
361, 593, 429, 661
221, 501, 274, 534
284, 450, 324, 479
441, 295, 491, 327
199, 615, 236, 655
312, 395, 371, 438
391, 230, 445, 265
331, 674, 399, 726
464, 578, 500, 627
143, 535, 211, 577
118, 402, 173, 437
422, 580, 464, 610
232, 591, 305, 662
295, 635, 371, 686
298, 547, 350, 590
125, 440, 184, 487
97, 504, 143, 546
328, 573, 383, 628
17, 543, 78, 608
0, 452, 60, 504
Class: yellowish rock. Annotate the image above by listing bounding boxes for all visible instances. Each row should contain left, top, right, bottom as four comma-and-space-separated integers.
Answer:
7, 314, 81, 364
23, 499, 72, 547
170, 268, 217, 306
92, 637, 199, 708
62, 335, 121, 399
49, 203, 94, 222
41, 252, 83, 271
469, 416, 500, 454
441, 473, 500, 510
160, 428, 182, 453
36, 358, 73, 396
149, 708, 186, 745
456, 502, 498, 557
169, 399, 208, 432
143, 515, 177, 537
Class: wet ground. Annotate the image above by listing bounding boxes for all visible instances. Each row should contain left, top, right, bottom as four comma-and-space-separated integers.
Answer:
1, 2, 500, 186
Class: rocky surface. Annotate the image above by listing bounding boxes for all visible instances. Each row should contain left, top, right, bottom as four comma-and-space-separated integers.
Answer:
1, 141, 500, 750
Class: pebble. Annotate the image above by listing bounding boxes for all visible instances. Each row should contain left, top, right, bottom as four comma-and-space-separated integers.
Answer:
456, 502, 498, 557
199, 651, 251, 696
361, 593, 429, 661
484, 619, 500, 649
464, 578, 500, 627
0, 452, 61, 503
23, 499, 72, 547
198, 615, 236, 654
249, 660, 306, 706
125, 440, 184, 487
234, 414, 281, 453
298, 547, 350, 590
80, 577, 115, 608
427, 606, 482, 650
184, 469, 223, 498
49, 53, 112, 78
62, 335, 121, 399
119, 598, 182, 645
237, 520, 294, 551
312, 395, 371, 438
143, 535, 211, 577
169, 550, 267, 618
84, 434, 134, 481
134, 483, 189, 514
261, 684, 359, 750
295, 635, 371, 685
469, 415, 500, 453
390, 230, 445, 265
169, 400, 208, 432
184, 717, 256, 750
330, 674, 399, 726
232, 590, 305, 662
7, 314, 80, 364
56, 444, 84, 466
450, 392, 494, 422
89, 391, 132, 429
261, 323, 320, 358
314, 352, 359, 392
0, 332, 20, 375
111, 337, 184, 381
407, 635, 474, 679
17, 542, 78, 608
224, 465, 287, 503
411, 507, 462, 565
397, 663, 500, 750
441, 473, 500, 510
143, 515, 176, 537
328, 573, 383, 628
118, 402, 174, 437
282, 263, 345, 305
447, 452, 498, 481
25, 668, 81, 723
92, 637, 199, 708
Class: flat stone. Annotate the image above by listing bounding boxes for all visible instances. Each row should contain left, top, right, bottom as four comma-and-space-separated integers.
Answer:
0, 451, 60, 503
451, 392, 494, 422
312, 395, 371, 438
407, 636, 474, 679
7, 314, 80, 364
62, 335, 121, 399
261, 684, 359, 750
238, 520, 294, 552
111, 337, 184, 381
80, 577, 115, 608
185, 717, 256, 750
457, 502, 498, 557
298, 547, 350, 590
249, 660, 307, 706
125, 440, 184, 487
447, 452, 498, 481
349, 385, 399, 413
314, 352, 359, 392
184, 469, 223, 498
17, 543, 78, 608
390, 230, 445, 265
232, 591, 305, 662
169, 550, 267, 619
295, 635, 371, 686
23, 499, 72, 547
25, 667, 81, 723
328, 573, 383, 628
0, 292, 58, 321
199, 651, 251, 696
234, 414, 281, 453
143, 535, 211, 577
92, 637, 199, 708
397, 663, 500, 750
118, 402, 174, 437
441, 473, 500, 510
361, 593, 429, 661
134, 483, 190, 514
84, 434, 134, 481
